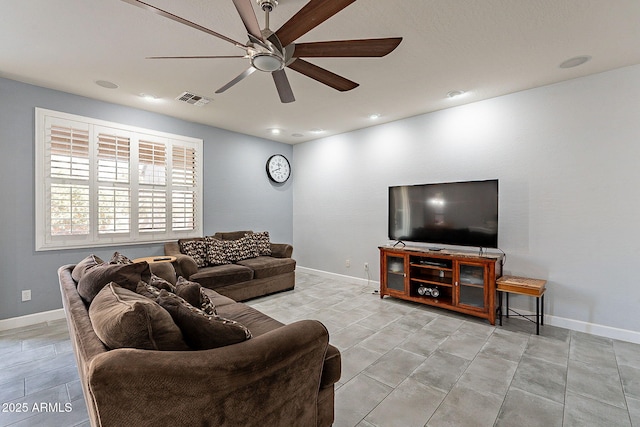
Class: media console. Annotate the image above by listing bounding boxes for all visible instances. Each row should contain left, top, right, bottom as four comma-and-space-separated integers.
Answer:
379, 245, 503, 324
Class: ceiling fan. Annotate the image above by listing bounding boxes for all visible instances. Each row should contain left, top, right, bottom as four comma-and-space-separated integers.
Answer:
121, 0, 402, 103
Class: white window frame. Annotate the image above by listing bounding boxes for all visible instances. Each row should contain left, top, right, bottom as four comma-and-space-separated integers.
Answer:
35, 108, 203, 251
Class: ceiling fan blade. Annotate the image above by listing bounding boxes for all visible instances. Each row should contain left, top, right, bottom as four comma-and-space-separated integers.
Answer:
232, 0, 264, 41
120, 0, 245, 47
293, 38, 402, 58
275, 0, 356, 47
287, 59, 358, 92
272, 69, 295, 103
146, 55, 245, 59
215, 67, 257, 93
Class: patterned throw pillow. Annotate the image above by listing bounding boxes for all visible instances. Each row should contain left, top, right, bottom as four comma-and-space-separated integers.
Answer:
179, 239, 208, 267
136, 281, 162, 299
247, 231, 272, 256
109, 251, 133, 265
234, 235, 259, 261
175, 276, 216, 316
149, 273, 176, 292
156, 290, 251, 350
204, 236, 231, 266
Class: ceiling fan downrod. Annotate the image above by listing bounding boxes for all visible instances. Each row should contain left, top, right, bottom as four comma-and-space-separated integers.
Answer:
257, 0, 278, 29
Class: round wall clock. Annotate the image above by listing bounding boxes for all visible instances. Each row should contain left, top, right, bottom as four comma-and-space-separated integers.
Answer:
266, 154, 291, 183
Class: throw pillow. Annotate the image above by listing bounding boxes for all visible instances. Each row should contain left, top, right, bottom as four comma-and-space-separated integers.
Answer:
218, 235, 258, 263
77, 261, 151, 303
136, 281, 162, 299
248, 231, 272, 256
179, 239, 208, 268
149, 273, 176, 292
175, 276, 216, 316
71, 254, 104, 282
204, 236, 231, 266
89, 283, 188, 351
156, 290, 251, 350
109, 251, 133, 265
236, 235, 259, 261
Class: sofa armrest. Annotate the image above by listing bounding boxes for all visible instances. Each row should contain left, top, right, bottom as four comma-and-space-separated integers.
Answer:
164, 242, 198, 278
271, 243, 293, 258
86, 319, 330, 427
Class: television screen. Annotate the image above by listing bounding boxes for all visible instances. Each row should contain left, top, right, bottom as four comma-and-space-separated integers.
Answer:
388, 179, 499, 248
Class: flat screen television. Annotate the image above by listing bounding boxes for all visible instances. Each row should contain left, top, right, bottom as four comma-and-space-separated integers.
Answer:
388, 179, 499, 248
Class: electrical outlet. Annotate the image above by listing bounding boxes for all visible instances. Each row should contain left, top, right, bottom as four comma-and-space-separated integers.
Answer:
21, 290, 31, 302
345, 259, 351, 268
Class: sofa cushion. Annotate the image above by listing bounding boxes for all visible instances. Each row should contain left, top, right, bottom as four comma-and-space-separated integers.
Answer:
190, 264, 254, 289
156, 290, 251, 350
148, 262, 177, 285
175, 276, 216, 316
215, 303, 285, 337
89, 283, 189, 351
71, 254, 104, 282
78, 262, 151, 303
213, 230, 252, 241
179, 238, 208, 268
236, 256, 296, 280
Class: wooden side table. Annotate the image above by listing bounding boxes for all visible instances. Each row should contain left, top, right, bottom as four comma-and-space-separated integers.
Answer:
496, 275, 547, 335
132, 256, 176, 264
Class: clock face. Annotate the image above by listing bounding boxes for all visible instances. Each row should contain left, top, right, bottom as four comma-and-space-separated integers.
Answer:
266, 154, 291, 183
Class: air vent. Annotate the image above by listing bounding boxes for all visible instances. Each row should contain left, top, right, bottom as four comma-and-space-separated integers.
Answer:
175, 92, 211, 106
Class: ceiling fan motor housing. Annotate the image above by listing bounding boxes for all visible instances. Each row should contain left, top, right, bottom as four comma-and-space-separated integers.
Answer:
257, 0, 278, 12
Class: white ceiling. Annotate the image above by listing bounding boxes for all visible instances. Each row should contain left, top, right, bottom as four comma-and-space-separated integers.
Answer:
2, 0, 639, 144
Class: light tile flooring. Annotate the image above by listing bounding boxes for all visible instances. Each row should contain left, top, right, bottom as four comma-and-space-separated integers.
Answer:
2, 271, 640, 426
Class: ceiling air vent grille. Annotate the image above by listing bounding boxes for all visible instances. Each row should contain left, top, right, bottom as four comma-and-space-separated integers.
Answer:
176, 92, 211, 106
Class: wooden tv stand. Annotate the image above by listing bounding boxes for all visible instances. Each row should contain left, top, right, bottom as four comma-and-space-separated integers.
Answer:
379, 245, 503, 324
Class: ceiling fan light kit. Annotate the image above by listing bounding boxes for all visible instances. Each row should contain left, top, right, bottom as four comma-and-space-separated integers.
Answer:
122, 0, 402, 103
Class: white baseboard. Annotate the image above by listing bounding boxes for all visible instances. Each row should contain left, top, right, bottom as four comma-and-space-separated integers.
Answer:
297, 266, 640, 344
0, 309, 66, 332
297, 266, 379, 289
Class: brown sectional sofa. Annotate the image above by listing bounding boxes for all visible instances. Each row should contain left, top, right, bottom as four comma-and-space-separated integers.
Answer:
165, 230, 296, 301
58, 262, 340, 427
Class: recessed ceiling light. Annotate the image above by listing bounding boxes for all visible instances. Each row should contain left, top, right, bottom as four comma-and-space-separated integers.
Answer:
368, 113, 381, 120
291, 133, 304, 138
269, 128, 282, 135
447, 90, 465, 99
95, 80, 119, 89
140, 93, 160, 102
310, 128, 324, 134
559, 55, 592, 69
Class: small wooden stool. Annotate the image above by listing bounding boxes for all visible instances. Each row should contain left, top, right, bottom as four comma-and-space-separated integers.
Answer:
496, 275, 547, 335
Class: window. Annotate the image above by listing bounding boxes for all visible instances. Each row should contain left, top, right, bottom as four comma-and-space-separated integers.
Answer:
35, 108, 203, 251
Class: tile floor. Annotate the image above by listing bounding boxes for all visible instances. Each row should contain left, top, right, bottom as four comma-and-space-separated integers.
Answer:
1, 271, 640, 426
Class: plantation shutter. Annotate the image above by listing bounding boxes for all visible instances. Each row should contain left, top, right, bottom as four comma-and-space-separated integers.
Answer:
48, 124, 90, 236
138, 140, 167, 232
97, 132, 131, 234
172, 145, 197, 231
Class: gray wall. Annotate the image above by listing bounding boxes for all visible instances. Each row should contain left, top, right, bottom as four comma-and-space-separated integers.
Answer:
0, 77, 293, 320
293, 64, 640, 335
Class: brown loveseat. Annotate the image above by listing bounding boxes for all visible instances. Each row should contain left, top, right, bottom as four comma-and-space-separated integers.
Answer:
58, 262, 340, 427
165, 231, 296, 301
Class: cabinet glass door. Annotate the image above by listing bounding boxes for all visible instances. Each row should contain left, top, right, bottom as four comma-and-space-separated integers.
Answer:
386, 255, 405, 292
458, 263, 485, 308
